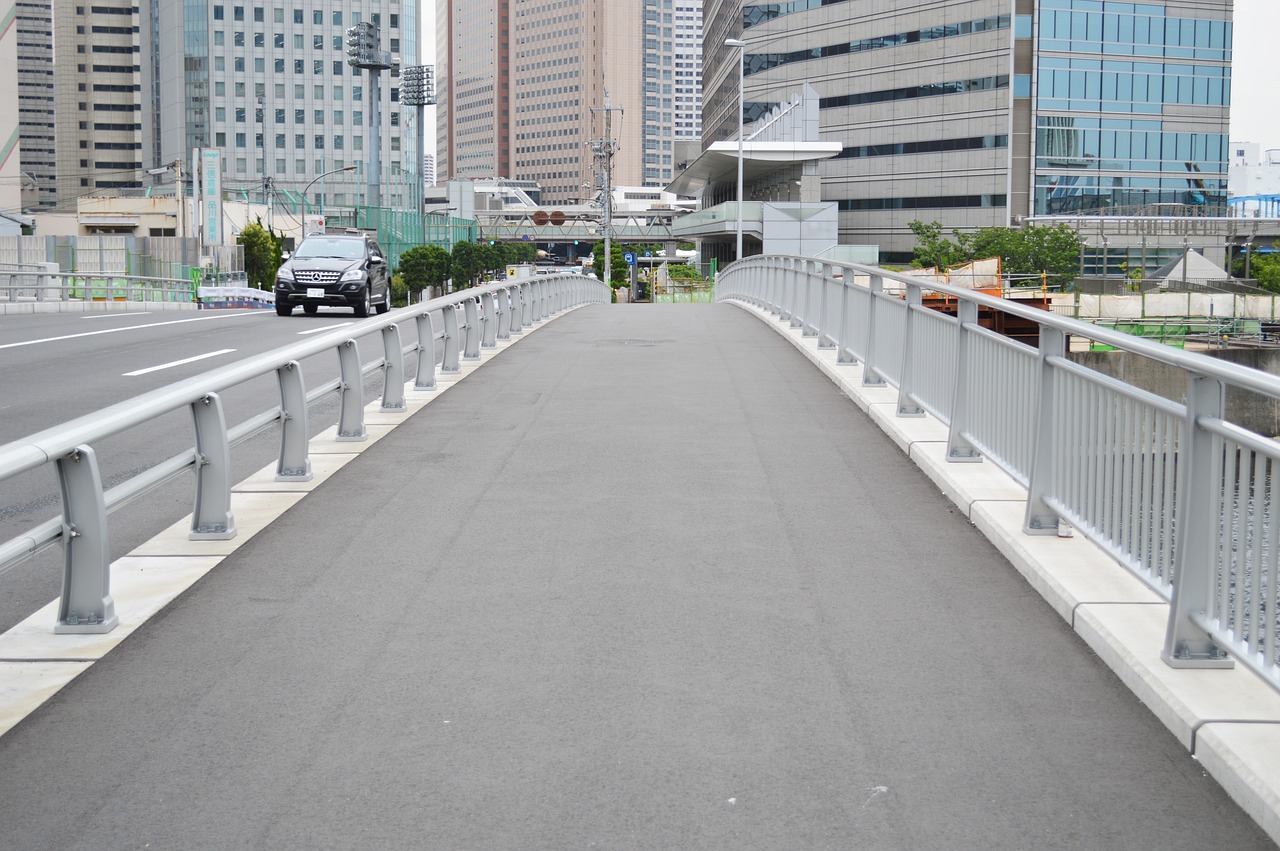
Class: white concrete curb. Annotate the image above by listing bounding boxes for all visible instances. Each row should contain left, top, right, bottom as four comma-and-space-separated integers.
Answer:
0, 306, 582, 738
726, 298, 1280, 846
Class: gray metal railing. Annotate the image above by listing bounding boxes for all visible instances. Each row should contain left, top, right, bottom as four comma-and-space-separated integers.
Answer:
718, 255, 1280, 692
1, 270, 199, 304
0, 273, 608, 633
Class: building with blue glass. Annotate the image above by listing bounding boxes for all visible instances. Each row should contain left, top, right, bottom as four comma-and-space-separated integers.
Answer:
702, 0, 1232, 266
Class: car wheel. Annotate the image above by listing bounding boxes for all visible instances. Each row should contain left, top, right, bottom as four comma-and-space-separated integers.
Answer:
275, 300, 293, 316
303, 303, 318, 315
375, 284, 391, 315
354, 286, 371, 318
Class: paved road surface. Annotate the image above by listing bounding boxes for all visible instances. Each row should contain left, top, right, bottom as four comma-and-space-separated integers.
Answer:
0, 304, 1270, 848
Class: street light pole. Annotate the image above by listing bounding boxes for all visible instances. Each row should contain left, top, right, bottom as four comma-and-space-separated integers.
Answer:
301, 165, 358, 233
725, 38, 746, 262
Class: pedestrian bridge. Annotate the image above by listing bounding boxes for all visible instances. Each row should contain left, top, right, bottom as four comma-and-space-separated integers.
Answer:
1, 265, 1279, 847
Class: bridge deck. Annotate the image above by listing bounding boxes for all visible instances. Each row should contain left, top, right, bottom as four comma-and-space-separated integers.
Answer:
0, 304, 1269, 848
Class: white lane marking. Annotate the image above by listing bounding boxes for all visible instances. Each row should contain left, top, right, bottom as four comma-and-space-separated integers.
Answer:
0, 311, 267, 351
80, 312, 152, 319
297, 322, 353, 336
123, 348, 237, 377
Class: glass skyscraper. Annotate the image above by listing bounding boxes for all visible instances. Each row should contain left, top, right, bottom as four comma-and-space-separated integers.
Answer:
702, 0, 1232, 264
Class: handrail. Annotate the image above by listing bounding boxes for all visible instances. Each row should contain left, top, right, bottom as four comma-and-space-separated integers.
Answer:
0, 273, 609, 633
717, 254, 1280, 694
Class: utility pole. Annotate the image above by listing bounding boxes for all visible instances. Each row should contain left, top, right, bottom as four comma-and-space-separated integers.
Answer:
174, 158, 184, 239
591, 90, 623, 289
263, 175, 273, 232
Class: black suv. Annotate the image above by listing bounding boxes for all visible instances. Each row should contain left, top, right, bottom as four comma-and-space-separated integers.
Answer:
274, 232, 392, 317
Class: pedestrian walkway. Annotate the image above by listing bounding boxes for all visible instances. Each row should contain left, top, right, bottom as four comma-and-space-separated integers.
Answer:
0, 305, 1270, 848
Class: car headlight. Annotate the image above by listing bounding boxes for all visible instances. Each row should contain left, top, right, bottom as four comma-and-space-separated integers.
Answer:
340, 268, 365, 282
276, 266, 294, 282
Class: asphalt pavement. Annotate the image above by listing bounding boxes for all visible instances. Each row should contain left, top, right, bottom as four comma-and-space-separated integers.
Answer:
0, 304, 1270, 849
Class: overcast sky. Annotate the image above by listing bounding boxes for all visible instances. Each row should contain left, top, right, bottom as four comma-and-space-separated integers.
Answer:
420, 2, 1277, 159
1230, 0, 1276, 146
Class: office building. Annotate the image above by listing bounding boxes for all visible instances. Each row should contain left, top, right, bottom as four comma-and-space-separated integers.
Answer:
146, 0, 421, 215
15, 0, 55, 210
438, 0, 700, 205
702, 0, 1232, 263
11, 0, 421, 220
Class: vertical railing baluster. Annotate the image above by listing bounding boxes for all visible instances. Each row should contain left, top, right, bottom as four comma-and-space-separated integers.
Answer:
189, 392, 236, 540
1163, 374, 1234, 669
946, 300, 981, 461
1024, 327, 1065, 534
381, 324, 406, 411
414, 312, 438, 391
276, 360, 312, 481
896, 283, 925, 417
863, 275, 885, 387
54, 444, 119, 634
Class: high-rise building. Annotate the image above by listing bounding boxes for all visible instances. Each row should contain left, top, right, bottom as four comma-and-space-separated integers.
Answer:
12, 0, 420, 218
702, 0, 1232, 263
142, 0, 421, 215
50, 0, 144, 207
15, 0, 55, 210
673, 1, 703, 143
438, 0, 699, 205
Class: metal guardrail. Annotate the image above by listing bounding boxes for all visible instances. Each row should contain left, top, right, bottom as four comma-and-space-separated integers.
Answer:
0, 273, 608, 633
1, 270, 200, 304
718, 255, 1280, 692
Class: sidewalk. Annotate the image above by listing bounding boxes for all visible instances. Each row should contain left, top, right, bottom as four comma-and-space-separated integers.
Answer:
0, 304, 1271, 848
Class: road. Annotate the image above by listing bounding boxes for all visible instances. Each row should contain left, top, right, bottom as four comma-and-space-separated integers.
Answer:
0, 306, 404, 632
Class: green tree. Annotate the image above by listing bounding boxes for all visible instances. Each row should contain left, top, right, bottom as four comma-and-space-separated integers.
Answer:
397, 244, 450, 302
910, 220, 1081, 287
1240, 252, 1280, 293
450, 241, 483, 287
908, 220, 964, 269
237, 218, 283, 288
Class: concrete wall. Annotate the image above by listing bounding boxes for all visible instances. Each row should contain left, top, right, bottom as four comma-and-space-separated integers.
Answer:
1072, 347, 1280, 437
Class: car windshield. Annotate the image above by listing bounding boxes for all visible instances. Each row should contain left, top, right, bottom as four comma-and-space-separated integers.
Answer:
294, 238, 365, 260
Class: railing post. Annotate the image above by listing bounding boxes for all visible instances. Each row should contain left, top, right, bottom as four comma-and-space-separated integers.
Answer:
863, 275, 886, 387
189, 392, 237, 540
381, 323, 406, 410
802, 260, 818, 337
836, 266, 856, 364
463, 297, 481, 360
413, 311, 438, 390
509, 285, 524, 335
275, 360, 312, 481
497, 287, 513, 339
1023, 327, 1065, 534
441, 305, 461, 373
817, 263, 835, 348
336, 339, 367, 439
946, 299, 982, 461
1163, 374, 1234, 669
789, 259, 804, 329
520, 282, 533, 328
54, 445, 119, 634
481, 292, 498, 348
895, 283, 925, 417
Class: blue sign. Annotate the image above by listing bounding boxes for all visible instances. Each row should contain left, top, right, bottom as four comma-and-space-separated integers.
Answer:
623, 252, 636, 265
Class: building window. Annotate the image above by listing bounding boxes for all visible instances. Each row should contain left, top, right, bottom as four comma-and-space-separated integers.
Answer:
295, 134, 305, 148
234, 57, 244, 71
274, 33, 283, 48
315, 135, 325, 149
332, 11, 342, 25
294, 59, 303, 73
294, 109, 304, 123
213, 5, 223, 20
334, 135, 344, 150
233, 5, 243, 21
253, 7, 263, 22
275, 133, 285, 147
274, 58, 284, 72
235, 132, 246, 147
254, 33, 264, 47
235, 107, 245, 122
333, 61, 344, 75
292, 8, 301, 24
214, 30, 224, 45
312, 9, 321, 24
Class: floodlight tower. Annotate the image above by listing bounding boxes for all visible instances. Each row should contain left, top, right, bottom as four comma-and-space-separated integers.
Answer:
346, 22, 394, 223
